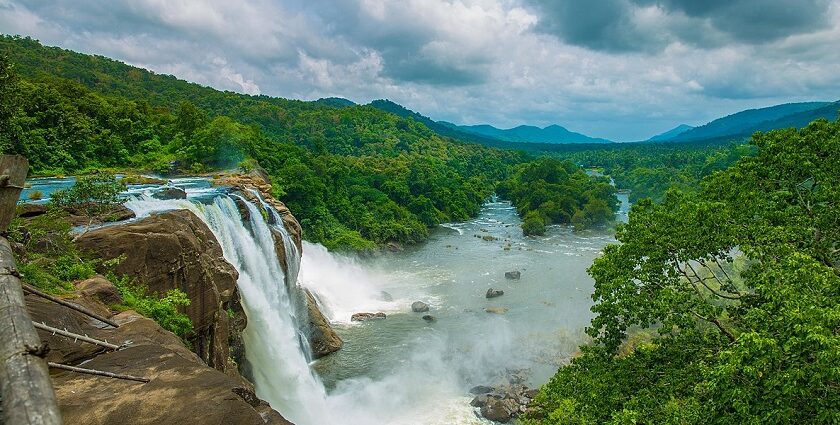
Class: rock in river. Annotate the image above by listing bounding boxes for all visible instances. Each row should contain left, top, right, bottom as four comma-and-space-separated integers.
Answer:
411, 301, 430, 312
422, 315, 436, 322
351, 312, 387, 321
485, 307, 509, 314
505, 270, 521, 280
152, 186, 187, 200
480, 398, 520, 423
486, 288, 504, 298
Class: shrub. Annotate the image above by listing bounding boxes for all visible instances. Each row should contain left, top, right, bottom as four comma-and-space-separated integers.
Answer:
108, 272, 194, 341
27, 190, 43, 200
50, 172, 126, 225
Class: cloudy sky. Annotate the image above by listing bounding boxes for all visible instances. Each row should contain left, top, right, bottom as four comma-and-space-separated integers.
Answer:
2, 0, 839, 140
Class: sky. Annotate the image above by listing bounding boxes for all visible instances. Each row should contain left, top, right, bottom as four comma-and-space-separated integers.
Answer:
2, 0, 839, 141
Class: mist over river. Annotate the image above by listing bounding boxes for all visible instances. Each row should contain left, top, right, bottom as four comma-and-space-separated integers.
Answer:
298, 195, 630, 424
22, 176, 629, 424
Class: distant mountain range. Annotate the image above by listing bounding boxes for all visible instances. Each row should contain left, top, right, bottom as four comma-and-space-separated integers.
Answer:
456, 124, 611, 144
369, 99, 612, 144
328, 97, 839, 147
648, 101, 839, 142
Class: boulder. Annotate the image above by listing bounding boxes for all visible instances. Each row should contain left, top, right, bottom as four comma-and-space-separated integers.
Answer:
411, 301, 429, 312
480, 398, 520, 423
470, 385, 494, 395
470, 394, 490, 407
153, 186, 187, 200
27, 292, 293, 425
75, 209, 241, 376
303, 290, 343, 358
75, 274, 123, 306
485, 307, 509, 314
65, 204, 136, 227
351, 312, 387, 321
17, 203, 48, 218
422, 315, 436, 322
486, 288, 504, 298
505, 270, 521, 280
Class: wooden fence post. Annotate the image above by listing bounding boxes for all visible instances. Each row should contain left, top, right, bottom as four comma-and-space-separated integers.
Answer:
0, 154, 62, 425
0, 155, 28, 232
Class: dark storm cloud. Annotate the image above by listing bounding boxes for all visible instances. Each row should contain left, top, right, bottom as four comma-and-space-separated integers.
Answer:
524, 0, 662, 52
525, 0, 834, 52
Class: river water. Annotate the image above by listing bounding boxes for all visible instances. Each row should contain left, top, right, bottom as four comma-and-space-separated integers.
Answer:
299, 195, 630, 424
22, 176, 629, 424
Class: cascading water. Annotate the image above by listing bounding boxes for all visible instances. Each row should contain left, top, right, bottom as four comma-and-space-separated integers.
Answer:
125, 190, 333, 424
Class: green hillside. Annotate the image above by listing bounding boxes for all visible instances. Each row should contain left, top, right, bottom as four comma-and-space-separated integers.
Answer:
0, 35, 619, 250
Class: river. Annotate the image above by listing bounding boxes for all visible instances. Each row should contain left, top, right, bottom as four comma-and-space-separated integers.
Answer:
299, 195, 629, 424
21, 176, 629, 424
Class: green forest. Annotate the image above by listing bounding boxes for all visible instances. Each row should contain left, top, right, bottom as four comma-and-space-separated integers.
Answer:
525, 119, 840, 424
0, 36, 617, 250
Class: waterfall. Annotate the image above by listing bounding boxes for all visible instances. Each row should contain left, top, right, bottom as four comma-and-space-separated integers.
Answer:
125, 192, 332, 424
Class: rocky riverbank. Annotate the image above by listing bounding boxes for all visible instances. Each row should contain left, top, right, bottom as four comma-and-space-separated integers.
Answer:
17, 172, 343, 424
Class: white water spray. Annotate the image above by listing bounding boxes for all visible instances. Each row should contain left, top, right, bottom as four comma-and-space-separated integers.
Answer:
126, 193, 332, 424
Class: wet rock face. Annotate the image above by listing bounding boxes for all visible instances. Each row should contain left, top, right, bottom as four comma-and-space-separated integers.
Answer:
214, 172, 302, 253
75, 209, 242, 376
469, 372, 537, 423
480, 398, 520, 423
304, 290, 343, 358
26, 281, 292, 425
486, 288, 504, 298
411, 301, 430, 312
351, 312, 386, 321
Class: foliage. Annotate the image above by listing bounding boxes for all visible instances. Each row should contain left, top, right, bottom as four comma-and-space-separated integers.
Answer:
526, 119, 840, 424
557, 142, 754, 202
108, 272, 194, 340
499, 158, 618, 235
0, 36, 530, 250
8, 208, 96, 293
50, 172, 126, 224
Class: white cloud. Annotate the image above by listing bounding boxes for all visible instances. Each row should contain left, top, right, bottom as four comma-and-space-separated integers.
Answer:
2, 0, 839, 140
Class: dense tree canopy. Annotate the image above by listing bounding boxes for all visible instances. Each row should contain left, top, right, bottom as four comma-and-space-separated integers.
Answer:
526, 118, 840, 424
0, 39, 538, 250
558, 142, 754, 202
498, 158, 618, 234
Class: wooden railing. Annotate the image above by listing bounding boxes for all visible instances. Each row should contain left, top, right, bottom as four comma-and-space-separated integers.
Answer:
0, 155, 62, 425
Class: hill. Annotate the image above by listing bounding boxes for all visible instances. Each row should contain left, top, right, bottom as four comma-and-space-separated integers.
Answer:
459, 123, 612, 144
670, 102, 835, 142
647, 124, 693, 141
0, 35, 528, 250
367, 99, 507, 146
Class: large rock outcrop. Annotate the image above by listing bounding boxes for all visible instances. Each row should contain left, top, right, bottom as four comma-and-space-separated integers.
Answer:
303, 290, 343, 358
26, 279, 291, 425
75, 209, 244, 377
214, 172, 302, 253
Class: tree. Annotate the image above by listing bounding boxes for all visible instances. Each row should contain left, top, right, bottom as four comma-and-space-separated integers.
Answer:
0, 55, 20, 152
51, 172, 126, 230
527, 119, 840, 424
